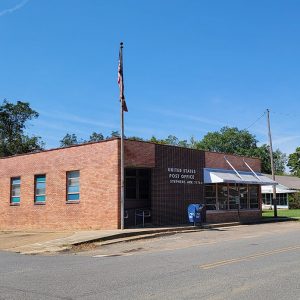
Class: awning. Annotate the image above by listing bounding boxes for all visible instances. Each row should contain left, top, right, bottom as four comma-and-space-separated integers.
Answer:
261, 184, 296, 194
204, 168, 277, 185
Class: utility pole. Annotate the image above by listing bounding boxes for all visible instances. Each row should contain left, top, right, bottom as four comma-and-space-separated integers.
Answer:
266, 109, 277, 217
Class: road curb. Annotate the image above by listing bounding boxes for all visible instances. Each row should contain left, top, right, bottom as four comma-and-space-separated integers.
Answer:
15, 218, 297, 254
70, 217, 296, 249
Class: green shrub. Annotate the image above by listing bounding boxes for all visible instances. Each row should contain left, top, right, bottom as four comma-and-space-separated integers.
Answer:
289, 192, 300, 209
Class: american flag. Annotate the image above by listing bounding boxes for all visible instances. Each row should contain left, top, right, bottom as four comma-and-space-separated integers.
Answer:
118, 42, 128, 112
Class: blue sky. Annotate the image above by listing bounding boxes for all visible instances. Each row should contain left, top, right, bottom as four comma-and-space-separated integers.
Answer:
1, 0, 300, 156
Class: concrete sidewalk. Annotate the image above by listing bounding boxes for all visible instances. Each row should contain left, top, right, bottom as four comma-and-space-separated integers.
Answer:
2, 217, 295, 255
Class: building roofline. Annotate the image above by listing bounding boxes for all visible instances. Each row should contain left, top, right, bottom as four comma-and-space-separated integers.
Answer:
0, 137, 119, 160
123, 138, 261, 161
0, 137, 260, 162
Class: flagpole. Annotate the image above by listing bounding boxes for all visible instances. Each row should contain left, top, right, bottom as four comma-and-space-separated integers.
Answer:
120, 42, 125, 230
120, 99, 125, 230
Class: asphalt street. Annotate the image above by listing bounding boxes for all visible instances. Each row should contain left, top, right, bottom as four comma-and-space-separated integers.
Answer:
0, 222, 299, 300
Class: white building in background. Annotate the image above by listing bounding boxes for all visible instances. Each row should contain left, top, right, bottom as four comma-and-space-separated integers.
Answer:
261, 174, 300, 209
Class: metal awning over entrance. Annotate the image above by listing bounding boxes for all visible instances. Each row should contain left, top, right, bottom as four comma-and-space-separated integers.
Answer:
204, 168, 278, 185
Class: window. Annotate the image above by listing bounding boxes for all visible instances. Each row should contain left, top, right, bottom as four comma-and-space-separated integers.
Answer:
217, 184, 228, 210
67, 171, 80, 201
125, 177, 137, 199
35, 175, 46, 203
265, 194, 271, 205
125, 169, 151, 200
228, 184, 239, 209
280, 194, 288, 206
204, 184, 217, 210
239, 185, 249, 209
249, 185, 259, 208
11, 177, 21, 204
262, 193, 288, 206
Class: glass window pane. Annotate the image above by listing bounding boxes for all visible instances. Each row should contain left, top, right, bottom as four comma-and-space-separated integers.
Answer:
139, 178, 150, 199
126, 177, 136, 199
138, 169, 150, 177
36, 181, 46, 196
68, 171, 79, 178
11, 197, 20, 203
35, 195, 46, 202
240, 185, 248, 209
12, 187, 20, 197
249, 185, 259, 208
218, 184, 228, 210
228, 184, 239, 209
68, 177, 79, 186
36, 182, 45, 189
125, 169, 136, 176
11, 177, 21, 203
36, 175, 46, 182
205, 185, 216, 198
67, 193, 80, 201
36, 188, 46, 195
67, 171, 80, 201
35, 175, 46, 202
125, 168, 151, 201
12, 178, 21, 185
205, 185, 217, 210
68, 186, 80, 193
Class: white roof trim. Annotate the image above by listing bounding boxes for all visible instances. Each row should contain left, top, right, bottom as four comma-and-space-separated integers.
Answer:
204, 168, 278, 185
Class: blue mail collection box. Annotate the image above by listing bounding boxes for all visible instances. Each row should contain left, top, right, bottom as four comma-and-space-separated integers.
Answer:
188, 204, 203, 224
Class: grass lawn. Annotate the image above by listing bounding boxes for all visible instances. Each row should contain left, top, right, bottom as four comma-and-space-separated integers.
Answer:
262, 209, 300, 218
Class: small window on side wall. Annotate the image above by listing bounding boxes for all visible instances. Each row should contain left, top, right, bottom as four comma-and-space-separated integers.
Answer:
67, 171, 80, 201
11, 177, 21, 205
35, 175, 46, 204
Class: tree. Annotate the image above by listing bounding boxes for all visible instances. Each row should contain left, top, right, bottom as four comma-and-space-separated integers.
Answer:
273, 149, 287, 175
287, 147, 300, 177
288, 192, 300, 209
250, 145, 286, 174
0, 100, 44, 157
89, 132, 104, 142
60, 133, 78, 147
148, 135, 189, 147
193, 127, 257, 153
127, 136, 144, 141
149, 136, 167, 145
189, 127, 286, 174
107, 130, 120, 139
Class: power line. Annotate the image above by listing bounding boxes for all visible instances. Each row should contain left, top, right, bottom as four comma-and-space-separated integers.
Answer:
245, 111, 266, 131
271, 110, 300, 119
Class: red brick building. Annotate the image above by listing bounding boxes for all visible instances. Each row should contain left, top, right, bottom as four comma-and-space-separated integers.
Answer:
0, 138, 275, 230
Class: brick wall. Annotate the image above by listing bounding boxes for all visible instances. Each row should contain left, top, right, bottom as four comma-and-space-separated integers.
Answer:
0, 138, 264, 230
124, 140, 155, 168
206, 210, 261, 223
0, 139, 120, 230
152, 145, 205, 225
205, 152, 261, 172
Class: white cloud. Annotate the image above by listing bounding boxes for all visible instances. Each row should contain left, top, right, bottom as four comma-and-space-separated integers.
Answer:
150, 108, 226, 127
273, 135, 300, 146
39, 110, 117, 129
0, 0, 30, 17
